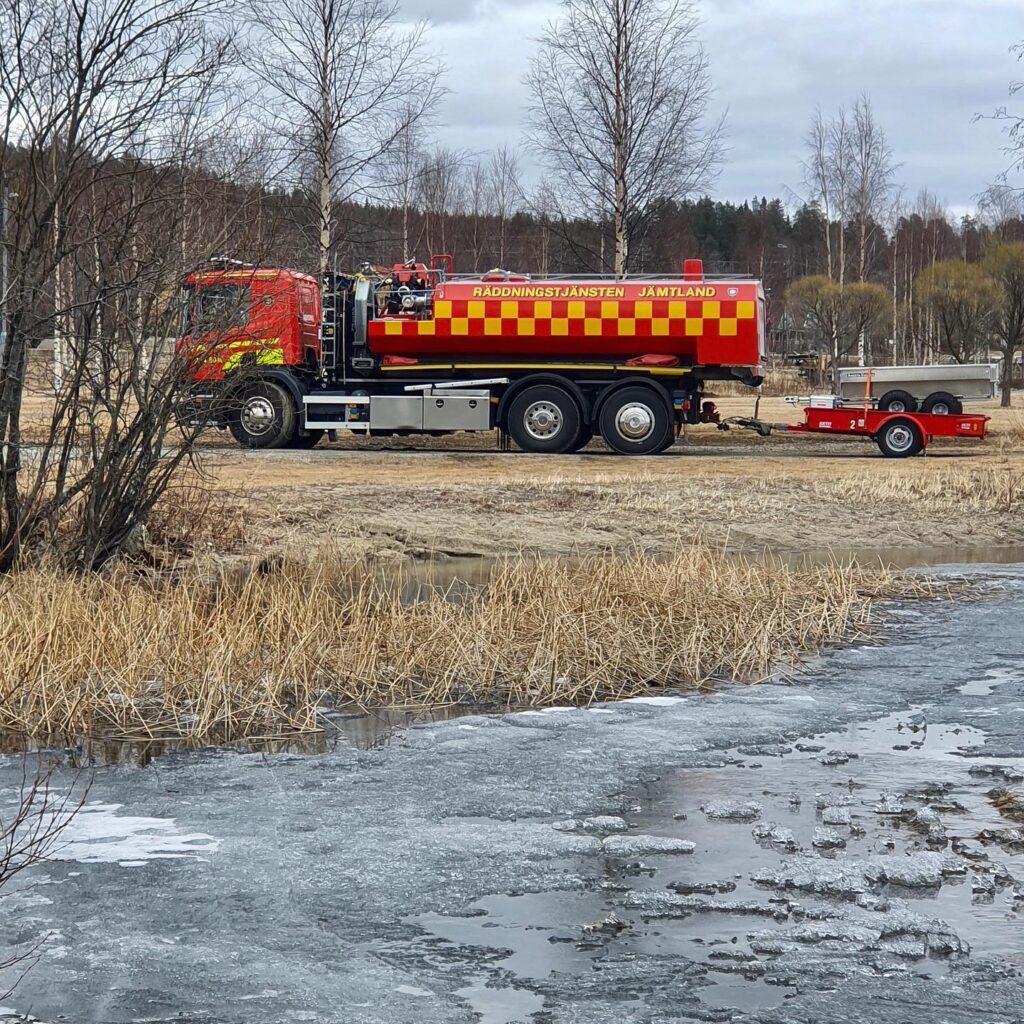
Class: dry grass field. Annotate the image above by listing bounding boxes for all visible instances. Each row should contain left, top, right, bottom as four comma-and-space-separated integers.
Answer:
4, 374, 1018, 743
187, 394, 1024, 565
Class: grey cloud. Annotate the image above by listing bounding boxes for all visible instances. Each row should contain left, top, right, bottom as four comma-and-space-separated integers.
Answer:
410, 0, 1023, 209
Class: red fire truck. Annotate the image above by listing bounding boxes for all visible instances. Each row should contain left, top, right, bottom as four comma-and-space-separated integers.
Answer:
180, 256, 766, 455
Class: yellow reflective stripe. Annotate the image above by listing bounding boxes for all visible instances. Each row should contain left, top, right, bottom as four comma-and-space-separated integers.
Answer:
378, 361, 691, 375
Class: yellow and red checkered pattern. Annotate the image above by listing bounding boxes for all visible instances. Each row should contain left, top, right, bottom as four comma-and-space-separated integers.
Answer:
380, 296, 756, 340
368, 284, 762, 366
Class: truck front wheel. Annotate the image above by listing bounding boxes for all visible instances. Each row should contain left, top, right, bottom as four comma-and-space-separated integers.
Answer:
599, 386, 672, 455
229, 380, 297, 449
507, 385, 582, 454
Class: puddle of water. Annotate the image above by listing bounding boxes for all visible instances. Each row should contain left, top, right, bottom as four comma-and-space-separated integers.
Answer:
958, 663, 1020, 697
410, 891, 608, 1023
764, 545, 1024, 570
415, 892, 610, 980
453, 978, 545, 1024
0, 706, 479, 767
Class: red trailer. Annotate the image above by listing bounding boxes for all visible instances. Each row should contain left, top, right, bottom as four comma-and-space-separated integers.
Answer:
790, 405, 990, 458
720, 402, 991, 458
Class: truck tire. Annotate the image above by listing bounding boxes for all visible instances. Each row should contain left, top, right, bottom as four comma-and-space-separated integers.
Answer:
507, 385, 582, 454
228, 380, 297, 449
876, 417, 924, 458
287, 428, 324, 449
921, 391, 962, 416
877, 389, 918, 413
567, 428, 594, 453
598, 386, 672, 455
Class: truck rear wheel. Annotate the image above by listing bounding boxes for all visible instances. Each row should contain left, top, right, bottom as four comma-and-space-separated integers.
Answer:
507, 385, 582, 454
877, 389, 918, 413
599, 386, 672, 455
228, 380, 297, 449
921, 391, 962, 415
876, 418, 924, 458
287, 428, 324, 449
566, 428, 594, 453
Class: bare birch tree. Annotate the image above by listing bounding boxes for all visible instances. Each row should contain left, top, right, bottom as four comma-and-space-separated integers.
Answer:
464, 157, 489, 272
525, 0, 722, 275
487, 145, 522, 268
848, 96, 897, 283
803, 109, 836, 281
251, 0, 443, 276
0, 0, 246, 570
378, 101, 429, 261
417, 146, 465, 257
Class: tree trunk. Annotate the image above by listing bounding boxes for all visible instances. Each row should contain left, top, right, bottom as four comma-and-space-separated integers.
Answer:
614, 191, 627, 277
318, 159, 331, 278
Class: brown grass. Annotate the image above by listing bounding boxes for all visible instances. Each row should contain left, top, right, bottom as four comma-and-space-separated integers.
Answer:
0, 541, 937, 744
812, 465, 1024, 512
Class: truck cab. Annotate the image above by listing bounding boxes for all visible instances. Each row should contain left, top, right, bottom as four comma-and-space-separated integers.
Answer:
180, 265, 321, 382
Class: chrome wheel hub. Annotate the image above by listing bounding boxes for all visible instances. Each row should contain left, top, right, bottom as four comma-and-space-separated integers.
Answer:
615, 402, 655, 441
524, 401, 563, 440
886, 424, 913, 452
241, 396, 276, 436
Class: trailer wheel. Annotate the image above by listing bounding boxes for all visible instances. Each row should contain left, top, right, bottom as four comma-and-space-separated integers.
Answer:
921, 392, 962, 416
228, 380, 297, 449
877, 389, 918, 413
876, 418, 924, 458
507, 385, 582, 453
599, 386, 672, 455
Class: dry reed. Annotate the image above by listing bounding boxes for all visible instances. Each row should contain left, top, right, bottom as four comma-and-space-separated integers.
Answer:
813, 465, 1024, 512
0, 542, 935, 744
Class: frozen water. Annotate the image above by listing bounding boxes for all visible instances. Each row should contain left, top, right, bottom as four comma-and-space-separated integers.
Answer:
701, 799, 763, 822
0, 564, 1022, 1022
56, 802, 219, 865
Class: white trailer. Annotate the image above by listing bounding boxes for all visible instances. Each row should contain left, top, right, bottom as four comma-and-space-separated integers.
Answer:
837, 364, 998, 414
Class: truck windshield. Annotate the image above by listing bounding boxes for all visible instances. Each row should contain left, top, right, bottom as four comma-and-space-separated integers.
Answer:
182, 283, 251, 335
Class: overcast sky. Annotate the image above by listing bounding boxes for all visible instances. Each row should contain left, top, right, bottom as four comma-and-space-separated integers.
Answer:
412, 0, 1022, 216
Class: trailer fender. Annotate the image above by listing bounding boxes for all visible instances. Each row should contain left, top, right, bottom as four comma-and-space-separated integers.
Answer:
495, 374, 590, 429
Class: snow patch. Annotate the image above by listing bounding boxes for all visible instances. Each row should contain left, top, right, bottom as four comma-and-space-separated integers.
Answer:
56, 802, 219, 866
620, 696, 688, 707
